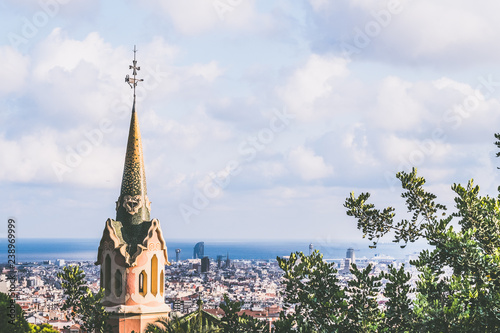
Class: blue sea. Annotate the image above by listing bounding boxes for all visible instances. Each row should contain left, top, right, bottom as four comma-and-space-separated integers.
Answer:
0, 238, 429, 264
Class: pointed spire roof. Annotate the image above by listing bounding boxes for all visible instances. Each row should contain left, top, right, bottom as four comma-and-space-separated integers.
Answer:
97, 46, 169, 268
120, 101, 147, 198
115, 47, 150, 225
115, 99, 150, 224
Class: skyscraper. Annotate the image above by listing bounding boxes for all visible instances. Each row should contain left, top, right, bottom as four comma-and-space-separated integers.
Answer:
346, 247, 355, 264
201, 257, 210, 273
193, 242, 204, 259
217, 255, 224, 269
95, 48, 170, 333
175, 248, 181, 262
309, 243, 314, 255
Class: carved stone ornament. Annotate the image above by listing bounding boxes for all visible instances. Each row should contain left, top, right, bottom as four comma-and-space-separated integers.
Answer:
145, 195, 151, 210
148, 242, 161, 251
122, 195, 143, 215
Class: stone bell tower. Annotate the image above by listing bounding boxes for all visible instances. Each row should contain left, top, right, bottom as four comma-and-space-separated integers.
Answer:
95, 46, 170, 333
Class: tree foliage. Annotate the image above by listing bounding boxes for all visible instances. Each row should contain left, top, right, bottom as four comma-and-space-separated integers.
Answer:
343, 148, 500, 331
381, 264, 414, 332
219, 294, 267, 333
0, 292, 31, 333
277, 250, 346, 332
29, 323, 59, 333
344, 263, 382, 332
145, 295, 265, 333
146, 314, 220, 333
272, 134, 500, 332
57, 265, 112, 333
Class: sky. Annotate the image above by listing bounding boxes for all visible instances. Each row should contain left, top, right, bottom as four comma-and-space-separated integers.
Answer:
2, 0, 500, 245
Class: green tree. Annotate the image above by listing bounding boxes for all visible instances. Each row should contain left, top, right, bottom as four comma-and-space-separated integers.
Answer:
145, 294, 267, 333
219, 294, 267, 333
343, 264, 383, 332
29, 323, 59, 333
146, 315, 219, 333
145, 299, 220, 333
344, 165, 500, 332
380, 264, 414, 332
57, 265, 112, 333
276, 250, 347, 332
271, 312, 315, 333
0, 291, 31, 333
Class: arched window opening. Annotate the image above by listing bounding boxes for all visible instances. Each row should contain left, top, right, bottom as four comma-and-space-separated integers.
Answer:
151, 255, 158, 296
100, 267, 103, 289
115, 270, 122, 297
105, 254, 111, 296
139, 270, 147, 296
160, 270, 164, 295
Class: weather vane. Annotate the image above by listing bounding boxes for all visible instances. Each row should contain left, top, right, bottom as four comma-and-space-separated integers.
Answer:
125, 45, 144, 98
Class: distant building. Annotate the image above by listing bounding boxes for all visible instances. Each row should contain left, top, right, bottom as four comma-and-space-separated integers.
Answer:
0, 274, 10, 294
343, 258, 352, 273
346, 247, 355, 264
27, 276, 43, 287
309, 243, 314, 255
193, 242, 204, 259
47, 320, 76, 332
201, 257, 210, 273
56, 259, 65, 267
176, 249, 181, 262
168, 294, 198, 314
225, 253, 231, 269
217, 255, 224, 269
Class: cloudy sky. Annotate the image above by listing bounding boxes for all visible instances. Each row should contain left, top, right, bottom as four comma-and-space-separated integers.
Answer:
2, 0, 500, 244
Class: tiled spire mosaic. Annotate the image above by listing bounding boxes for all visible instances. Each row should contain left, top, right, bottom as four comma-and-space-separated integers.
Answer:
115, 100, 151, 225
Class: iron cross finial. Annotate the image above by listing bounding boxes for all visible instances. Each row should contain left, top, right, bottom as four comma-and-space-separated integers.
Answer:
125, 45, 144, 98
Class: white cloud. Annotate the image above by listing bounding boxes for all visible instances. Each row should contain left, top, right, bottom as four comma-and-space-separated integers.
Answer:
341, 123, 378, 166
433, 77, 479, 96
187, 61, 223, 82
308, 0, 500, 67
308, 0, 328, 11
288, 145, 333, 181
143, 0, 268, 35
279, 54, 350, 121
3, 1, 500, 240
147, 0, 220, 35
371, 76, 426, 131
383, 1, 493, 64
0, 125, 124, 187
3, 0, 99, 15
380, 135, 451, 167
32, 28, 125, 82
0, 46, 29, 94
0, 30, 230, 189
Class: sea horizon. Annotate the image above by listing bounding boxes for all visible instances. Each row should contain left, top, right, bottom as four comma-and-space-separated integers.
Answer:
0, 238, 430, 263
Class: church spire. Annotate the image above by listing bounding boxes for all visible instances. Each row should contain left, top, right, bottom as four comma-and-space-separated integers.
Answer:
96, 48, 171, 330
116, 46, 150, 225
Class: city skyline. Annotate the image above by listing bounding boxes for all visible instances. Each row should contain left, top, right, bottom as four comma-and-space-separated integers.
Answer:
2, 1, 500, 242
